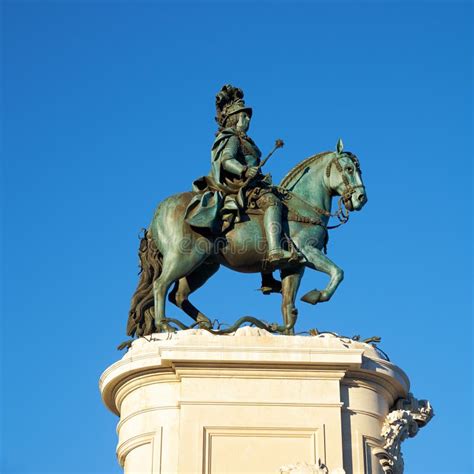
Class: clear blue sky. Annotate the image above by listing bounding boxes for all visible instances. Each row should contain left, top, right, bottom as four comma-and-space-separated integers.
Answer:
2, 1, 472, 473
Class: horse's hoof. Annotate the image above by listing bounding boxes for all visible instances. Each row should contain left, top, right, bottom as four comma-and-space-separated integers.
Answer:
157, 322, 175, 333
301, 290, 322, 305
197, 315, 212, 329
318, 290, 330, 302
258, 285, 282, 295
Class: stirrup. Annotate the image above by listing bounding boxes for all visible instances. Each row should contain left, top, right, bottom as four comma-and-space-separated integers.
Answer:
267, 249, 293, 266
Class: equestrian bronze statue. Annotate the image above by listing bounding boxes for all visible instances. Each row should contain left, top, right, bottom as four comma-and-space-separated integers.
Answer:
125, 84, 367, 339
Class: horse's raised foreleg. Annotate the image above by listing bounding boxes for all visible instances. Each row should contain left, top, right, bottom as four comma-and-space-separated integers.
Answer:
300, 246, 344, 305
168, 261, 220, 328
280, 267, 304, 334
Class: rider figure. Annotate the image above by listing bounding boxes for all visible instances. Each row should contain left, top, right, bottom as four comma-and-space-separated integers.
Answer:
185, 84, 293, 267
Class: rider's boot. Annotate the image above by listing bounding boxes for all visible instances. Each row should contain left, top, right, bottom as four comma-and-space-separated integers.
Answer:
264, 203, 293, 266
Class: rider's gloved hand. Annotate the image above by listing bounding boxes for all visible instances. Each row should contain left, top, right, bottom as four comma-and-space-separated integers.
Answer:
245, 166, 259, 179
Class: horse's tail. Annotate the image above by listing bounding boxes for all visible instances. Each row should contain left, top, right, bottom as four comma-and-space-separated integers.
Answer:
126, 228, 162, 338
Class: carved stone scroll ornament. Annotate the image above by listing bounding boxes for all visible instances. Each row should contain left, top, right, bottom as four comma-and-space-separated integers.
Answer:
374, 393, 434, 474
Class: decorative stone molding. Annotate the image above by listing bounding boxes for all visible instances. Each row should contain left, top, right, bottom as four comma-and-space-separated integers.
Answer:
374, 393, 434, 474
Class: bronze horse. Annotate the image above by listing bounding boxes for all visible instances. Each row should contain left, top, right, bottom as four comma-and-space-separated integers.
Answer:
126, 141, 367, 338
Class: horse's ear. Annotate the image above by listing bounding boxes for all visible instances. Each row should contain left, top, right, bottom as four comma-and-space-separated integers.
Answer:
336, 138, 344, 154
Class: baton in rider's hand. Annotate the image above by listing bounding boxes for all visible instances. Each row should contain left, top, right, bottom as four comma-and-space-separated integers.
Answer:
243, 139, 284, 186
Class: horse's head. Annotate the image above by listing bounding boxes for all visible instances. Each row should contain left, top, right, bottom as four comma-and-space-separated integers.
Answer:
326, 139, 367, 212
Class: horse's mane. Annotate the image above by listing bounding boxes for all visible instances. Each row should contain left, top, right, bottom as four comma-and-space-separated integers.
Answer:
280, 151, 331, 188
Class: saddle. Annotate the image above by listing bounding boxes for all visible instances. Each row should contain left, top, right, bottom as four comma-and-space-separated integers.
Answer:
186, 176, 327, 236
245, 186, 327, 228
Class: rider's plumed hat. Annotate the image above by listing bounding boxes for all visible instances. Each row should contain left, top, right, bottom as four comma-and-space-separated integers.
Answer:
215, 84, 252, 127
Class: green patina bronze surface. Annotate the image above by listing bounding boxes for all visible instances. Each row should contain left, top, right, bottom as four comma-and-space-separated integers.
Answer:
124, 84, 367, 341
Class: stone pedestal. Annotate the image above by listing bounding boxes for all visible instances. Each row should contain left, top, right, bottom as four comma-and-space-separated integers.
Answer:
100, 328, 431, 474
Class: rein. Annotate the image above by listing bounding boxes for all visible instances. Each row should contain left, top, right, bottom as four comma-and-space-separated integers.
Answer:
282, 152, 363, 230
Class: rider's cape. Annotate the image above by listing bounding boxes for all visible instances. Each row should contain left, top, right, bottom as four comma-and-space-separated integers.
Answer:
184, 129, 261, 232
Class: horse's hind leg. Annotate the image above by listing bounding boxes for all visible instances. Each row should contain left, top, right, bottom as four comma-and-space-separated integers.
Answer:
153, 251, 209, 331
280, 267, 304, 335
169, 261, 220, 327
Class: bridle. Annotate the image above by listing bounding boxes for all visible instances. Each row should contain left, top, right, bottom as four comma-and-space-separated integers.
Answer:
313, 153, 365, 228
